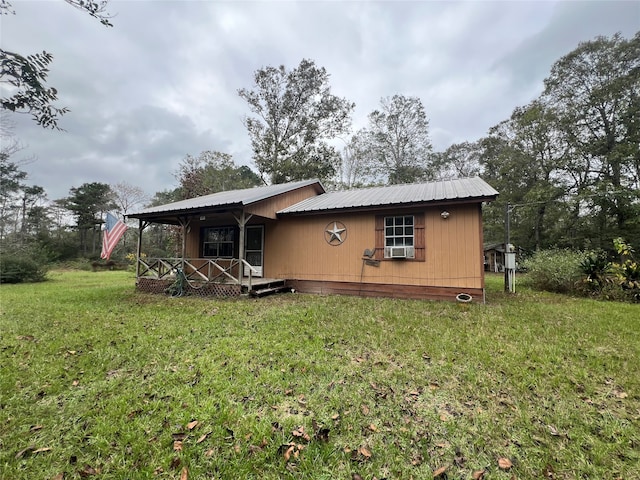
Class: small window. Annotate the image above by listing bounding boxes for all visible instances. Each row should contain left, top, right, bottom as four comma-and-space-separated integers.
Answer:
202, 226, 235, 258
384, 215, 415, 258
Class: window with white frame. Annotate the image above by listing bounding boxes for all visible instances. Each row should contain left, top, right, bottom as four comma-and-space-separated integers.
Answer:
384, 215, 415, 258
202, 226, 235, 257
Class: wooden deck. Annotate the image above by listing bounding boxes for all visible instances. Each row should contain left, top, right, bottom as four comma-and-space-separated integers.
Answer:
135, 257, 290, 297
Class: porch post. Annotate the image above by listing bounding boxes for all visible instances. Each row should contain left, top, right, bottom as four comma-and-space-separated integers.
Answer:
237, 211, 246, 284
178, 217, 190, 271
135, 219, 147, 279
233, 210, 253, 284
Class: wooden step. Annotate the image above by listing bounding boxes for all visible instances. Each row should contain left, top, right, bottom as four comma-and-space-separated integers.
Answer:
250, 281, 289, 297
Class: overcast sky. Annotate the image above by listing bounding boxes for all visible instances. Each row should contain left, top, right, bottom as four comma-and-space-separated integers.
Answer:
2, 0, 638, 202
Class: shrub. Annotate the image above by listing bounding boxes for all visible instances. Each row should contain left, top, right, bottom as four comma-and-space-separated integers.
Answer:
0, 255, 48, 283
579, 250, 612, 293
522, 249, 585, 294
612, 238, 640, 302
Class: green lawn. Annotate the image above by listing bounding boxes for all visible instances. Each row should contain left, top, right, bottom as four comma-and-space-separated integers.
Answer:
1, 271, 638, 479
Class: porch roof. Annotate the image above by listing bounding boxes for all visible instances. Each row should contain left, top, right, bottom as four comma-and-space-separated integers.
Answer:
278, 177, 498, 215
128, 179, 324, 221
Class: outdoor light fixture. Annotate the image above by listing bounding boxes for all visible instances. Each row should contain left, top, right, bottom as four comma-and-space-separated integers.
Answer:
440, 211, 450, 219
199, 215, 206, 221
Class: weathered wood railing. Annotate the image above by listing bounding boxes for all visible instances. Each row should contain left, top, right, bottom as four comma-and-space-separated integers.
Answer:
137, 257, 258, 289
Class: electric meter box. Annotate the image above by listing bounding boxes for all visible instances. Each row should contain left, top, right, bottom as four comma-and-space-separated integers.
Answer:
505, 252, 516, 270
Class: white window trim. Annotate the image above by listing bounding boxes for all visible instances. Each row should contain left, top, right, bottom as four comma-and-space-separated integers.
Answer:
383, 215, 415, 259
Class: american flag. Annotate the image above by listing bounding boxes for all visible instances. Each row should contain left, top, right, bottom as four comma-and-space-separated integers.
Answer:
100, 212, 127, 260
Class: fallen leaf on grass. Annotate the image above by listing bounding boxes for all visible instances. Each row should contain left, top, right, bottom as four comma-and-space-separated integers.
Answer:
361, 404, 370, 415
180, 466, 188, 480
352, 474, 364, 480
472, 470, 486, 479
78, 464, 100, 477
204, 449, 215, 457
358, 446, 372, 458
15, 445, 35, 459
170, 457, 181, 469
34, 447, 52, 454
72, 380, 80, 387
453, 447, 465, 467
127, 409, 142, 419
248, 444, 263, 454
173, 440, 183, 452
292, 426, 311, 441
186, 420, 198, 430
368, 423, 378, 432
498, 457, 513, 470
312, 419, 330, 442
283, 445, 295, 462
432, 464, 448, 478
548, 424, 561, 436
196, 432, 211, 444
613, 389, 628, 399
30, 425, 44, 432
51, 474, 64, 480
543, 464, 555, 478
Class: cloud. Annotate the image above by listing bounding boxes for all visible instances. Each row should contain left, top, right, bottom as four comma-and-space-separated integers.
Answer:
2, 0, 637, 202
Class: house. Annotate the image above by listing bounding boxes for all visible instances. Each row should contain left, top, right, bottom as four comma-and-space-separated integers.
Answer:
484, 242, 506, 272
483, 242, 523, 272
128, 177, 498, 302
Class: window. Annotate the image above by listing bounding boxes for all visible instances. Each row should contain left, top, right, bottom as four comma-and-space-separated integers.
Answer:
202, 226, 235, 258
384, 215, 414, 258
375, 213, 425, 261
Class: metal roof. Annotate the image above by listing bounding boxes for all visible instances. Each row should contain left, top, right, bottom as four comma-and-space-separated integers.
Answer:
130, 179, 324, 217
279, 177, 498, 214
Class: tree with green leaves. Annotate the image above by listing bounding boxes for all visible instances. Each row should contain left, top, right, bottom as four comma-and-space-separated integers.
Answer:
480, 101, 570, 251
432, 141, 483, 180
543, 32, 640, 248
175, 151, 262, 199
335, 130, 379, 189
238, 59, 354, 184
364, 95, 433, 184
0, 0, 112, 129
0, 143, 27, 240
63, 182, 114, 255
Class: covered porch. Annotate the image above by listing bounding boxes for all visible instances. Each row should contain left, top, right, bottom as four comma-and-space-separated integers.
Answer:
126, 180, 325, 298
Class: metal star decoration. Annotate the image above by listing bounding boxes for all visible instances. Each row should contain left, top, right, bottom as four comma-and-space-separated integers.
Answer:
325, 221, 346, 245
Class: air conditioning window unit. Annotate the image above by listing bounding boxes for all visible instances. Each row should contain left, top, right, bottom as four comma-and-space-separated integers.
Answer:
385, 246, 415, 259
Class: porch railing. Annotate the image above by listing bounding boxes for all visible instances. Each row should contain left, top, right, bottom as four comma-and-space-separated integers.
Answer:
137, 257, 259, 289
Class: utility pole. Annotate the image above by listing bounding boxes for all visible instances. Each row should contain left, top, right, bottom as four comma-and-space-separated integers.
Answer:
504, 202, 510, 292
503, 201, 518, 292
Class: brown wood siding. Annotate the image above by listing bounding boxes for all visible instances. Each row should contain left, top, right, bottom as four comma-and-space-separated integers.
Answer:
265, 204, 484, 290
478, 203, 485, 288
245, 184, 321, 219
